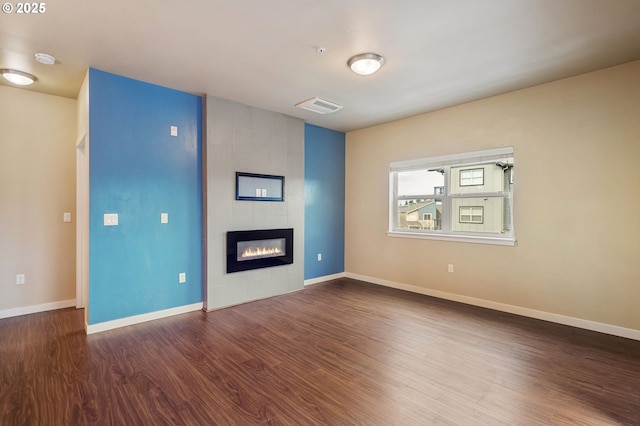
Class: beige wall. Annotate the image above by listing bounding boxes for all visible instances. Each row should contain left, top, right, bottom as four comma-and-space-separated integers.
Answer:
0, 85, 77, 311
76, 71, 89, 324
77, 70, 89, 138
346, 60, 640, 331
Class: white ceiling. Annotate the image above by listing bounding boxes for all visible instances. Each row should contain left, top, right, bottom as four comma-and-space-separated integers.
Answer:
1, 0, 640, 132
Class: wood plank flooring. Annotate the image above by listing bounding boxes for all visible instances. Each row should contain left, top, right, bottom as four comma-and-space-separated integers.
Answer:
1, 278, 640, 425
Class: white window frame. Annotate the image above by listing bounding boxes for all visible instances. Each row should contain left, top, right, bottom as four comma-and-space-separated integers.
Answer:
388, 147, 516, 246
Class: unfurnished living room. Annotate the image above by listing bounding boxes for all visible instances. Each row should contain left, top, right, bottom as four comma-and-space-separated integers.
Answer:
1, 1, 640, 424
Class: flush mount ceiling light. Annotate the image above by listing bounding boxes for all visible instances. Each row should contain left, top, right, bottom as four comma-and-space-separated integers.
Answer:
35, 52, 56, 65
0, 69, 37, 85
347, 53, 385, 76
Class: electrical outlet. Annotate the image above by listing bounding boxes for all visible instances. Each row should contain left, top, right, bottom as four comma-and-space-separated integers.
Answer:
317, 253, 322, 261
170, 126, 178, 136
161, 213, 169, 224
448, 264, 454, 273
104, 213, 118, 226
16, 274, 25, 285
179, 272, 186, 283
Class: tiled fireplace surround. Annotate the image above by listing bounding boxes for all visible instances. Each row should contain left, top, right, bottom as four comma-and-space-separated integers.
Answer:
205, 96, 305, 310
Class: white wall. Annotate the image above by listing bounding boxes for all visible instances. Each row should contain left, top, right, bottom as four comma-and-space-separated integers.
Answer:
346, 60, 640, 334
205, 96, 305, 309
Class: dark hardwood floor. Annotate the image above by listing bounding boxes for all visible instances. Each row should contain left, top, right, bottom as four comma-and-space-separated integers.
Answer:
1, 278, 640, 425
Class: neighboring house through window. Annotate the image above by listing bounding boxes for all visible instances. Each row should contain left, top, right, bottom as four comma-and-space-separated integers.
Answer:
389, 147, 515, 245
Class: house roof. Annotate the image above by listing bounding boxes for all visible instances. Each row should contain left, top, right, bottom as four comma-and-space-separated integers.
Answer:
398, 200, 435, 214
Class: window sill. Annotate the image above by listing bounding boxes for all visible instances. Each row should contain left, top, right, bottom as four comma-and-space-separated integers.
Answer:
387, 230, 517, 246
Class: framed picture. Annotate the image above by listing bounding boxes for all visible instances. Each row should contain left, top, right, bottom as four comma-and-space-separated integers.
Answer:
236, 172, 284, 201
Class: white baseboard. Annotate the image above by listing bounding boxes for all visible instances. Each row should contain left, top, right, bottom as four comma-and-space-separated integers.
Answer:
86, 302, 204, 334
0, 299, 76, 320
304, 272, 346, 286
345, 272, 640, 342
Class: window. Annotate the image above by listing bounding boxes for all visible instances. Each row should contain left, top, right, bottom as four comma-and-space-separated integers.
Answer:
389, 147, 515, 245
459, 206, 483, 223
460, 168, 484, 186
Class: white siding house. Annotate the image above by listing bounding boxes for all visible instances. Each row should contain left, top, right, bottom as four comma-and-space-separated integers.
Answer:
450, 164, 510, 234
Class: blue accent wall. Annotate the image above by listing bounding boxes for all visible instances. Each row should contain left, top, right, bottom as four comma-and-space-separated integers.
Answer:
88, 69, 202, 324
304, 124, 345, 280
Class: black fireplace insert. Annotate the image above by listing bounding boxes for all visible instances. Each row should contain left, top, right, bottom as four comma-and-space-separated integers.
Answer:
226, 228, 294, 273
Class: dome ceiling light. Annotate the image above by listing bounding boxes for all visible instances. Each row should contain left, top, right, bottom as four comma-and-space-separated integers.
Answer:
347, 53, 385, 76
1, 69, 37, 85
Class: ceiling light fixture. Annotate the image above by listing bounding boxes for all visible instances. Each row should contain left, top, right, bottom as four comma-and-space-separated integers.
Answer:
348, 53, 385, 76
0, 69, 37, 85
35, 52, 56, 65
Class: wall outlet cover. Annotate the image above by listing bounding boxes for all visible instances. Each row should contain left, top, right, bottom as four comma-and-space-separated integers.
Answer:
104, 213, 119, 226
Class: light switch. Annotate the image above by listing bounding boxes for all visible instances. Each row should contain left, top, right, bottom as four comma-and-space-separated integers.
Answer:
161, 213, 169, 224
179, 272, 186, 283
261, 188, 267, 197
63, 212, 72, 223
104, 213, 119, 226
170, 126, 178, 136
255, 188, 262, 197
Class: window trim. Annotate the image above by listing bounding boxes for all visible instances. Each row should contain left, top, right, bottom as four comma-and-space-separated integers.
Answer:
389, 147, 516, 246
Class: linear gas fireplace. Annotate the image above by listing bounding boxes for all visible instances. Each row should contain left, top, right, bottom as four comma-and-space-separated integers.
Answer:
226, 228, 294, 273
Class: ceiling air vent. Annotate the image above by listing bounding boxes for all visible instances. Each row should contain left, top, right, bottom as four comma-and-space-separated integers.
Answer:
295, 97, 343, 114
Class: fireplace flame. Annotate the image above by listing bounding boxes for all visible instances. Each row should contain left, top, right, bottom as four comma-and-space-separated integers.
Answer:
241, 246, 283, 259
